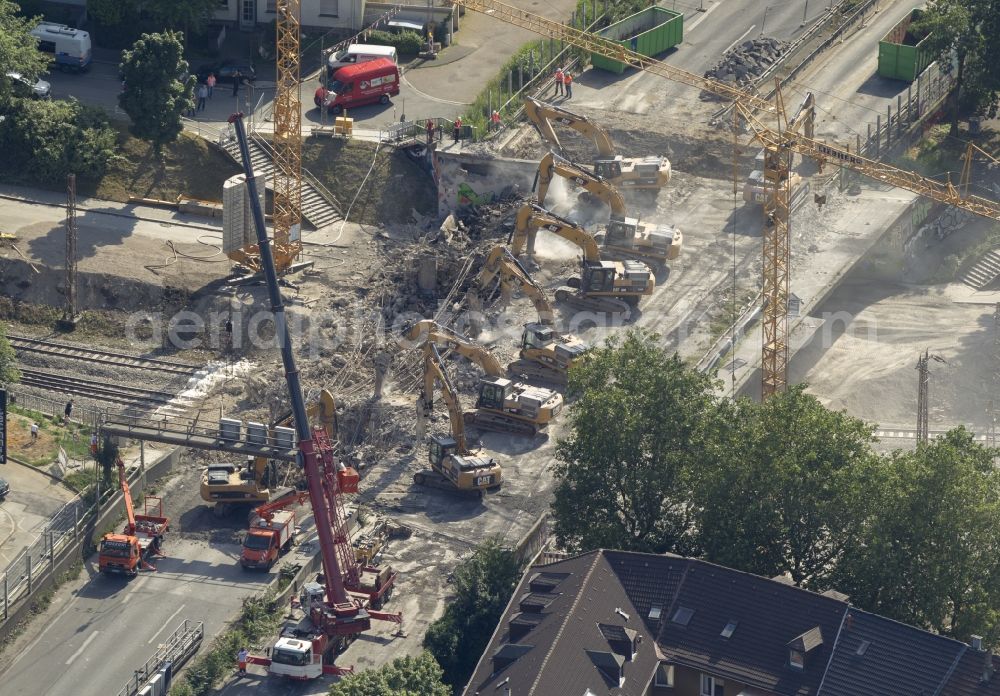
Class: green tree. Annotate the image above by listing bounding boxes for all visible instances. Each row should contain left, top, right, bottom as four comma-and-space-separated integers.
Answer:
328, 652, 450, 696
914, 0, 1000, 134
96, 435, 119, 487
86, 0, 137, 26
693, 386, 877, 587
0, 323, 19, 385
424, 538, 524, 689
551, 329, 715, 554
118, 31, 194, 153
146, 0, 219, 41
1, 99, 117, 183
0, 0, 49, 98
832, 428, 1000, 645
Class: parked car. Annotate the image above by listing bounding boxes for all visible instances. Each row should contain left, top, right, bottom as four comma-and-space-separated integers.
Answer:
0, 476, 9, 501
196, 61, 256, 85
6, 71, 51, 99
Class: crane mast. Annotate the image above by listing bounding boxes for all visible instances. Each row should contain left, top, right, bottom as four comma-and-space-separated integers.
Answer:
273, 0, 304, 269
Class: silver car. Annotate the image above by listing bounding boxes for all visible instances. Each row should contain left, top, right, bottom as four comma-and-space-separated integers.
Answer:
6, 71, 51, 99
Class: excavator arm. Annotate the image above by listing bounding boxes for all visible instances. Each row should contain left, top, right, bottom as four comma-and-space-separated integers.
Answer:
523, 96, 616, 157
403, 320, 505, 377
474, 246, 556, 325
423, 344, 469, 453
255, 389, 339, 484
254, 489, 310, 521
511, 203, 602, 261
535, 152, 627, 217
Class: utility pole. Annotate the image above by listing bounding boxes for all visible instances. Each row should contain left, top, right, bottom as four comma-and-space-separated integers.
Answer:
990, 303, 1000, 450
62, 173, 78, 328
916, 349, 945, 444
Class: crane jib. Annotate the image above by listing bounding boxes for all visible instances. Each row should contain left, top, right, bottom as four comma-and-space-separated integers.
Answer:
812, 142, 865, 167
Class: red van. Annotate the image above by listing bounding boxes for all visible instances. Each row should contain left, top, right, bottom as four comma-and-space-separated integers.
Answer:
314, 58, 400, 114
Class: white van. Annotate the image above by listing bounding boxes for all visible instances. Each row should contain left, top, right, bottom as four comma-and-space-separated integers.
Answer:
31, 22, 92, 72
327, 44, 398, 74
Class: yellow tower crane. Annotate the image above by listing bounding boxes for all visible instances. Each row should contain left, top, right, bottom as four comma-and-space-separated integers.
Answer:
453, 0, 1000, 398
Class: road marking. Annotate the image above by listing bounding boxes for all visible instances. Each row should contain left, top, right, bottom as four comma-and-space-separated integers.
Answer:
121, 575, 148, 604
685, 0, 724, 33
65, 631, 99, 665
723, 25, 757, 55
148, 604, 187, 644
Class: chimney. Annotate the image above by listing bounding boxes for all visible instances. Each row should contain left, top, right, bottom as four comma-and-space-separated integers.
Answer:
983, 649, 995, 685
972, 635, 983, 651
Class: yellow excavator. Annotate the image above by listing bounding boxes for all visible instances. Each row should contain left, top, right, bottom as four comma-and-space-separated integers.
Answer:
415, 343, 503, 497
523, 95, 670, 190
402, 320, 564, 436
535, 151, 683, 266
471, 245, 589, 385
510, 203, 655, 319
199, 389, 337, 515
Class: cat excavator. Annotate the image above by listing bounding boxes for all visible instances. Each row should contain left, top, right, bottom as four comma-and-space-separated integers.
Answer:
199, 389, 337, 515
402, 320, 564, 436
415, 343, 502, 497
523, 95, 670, 190
510, 203, 655, 319
471, 245, 589, 385
535, 151, 682, 266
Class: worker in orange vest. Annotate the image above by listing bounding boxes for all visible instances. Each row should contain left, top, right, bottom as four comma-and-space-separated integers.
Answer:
564, 71, 573, 99
453, 116, 462, 142
554, 66, 564, 96
490, 110, 502, 132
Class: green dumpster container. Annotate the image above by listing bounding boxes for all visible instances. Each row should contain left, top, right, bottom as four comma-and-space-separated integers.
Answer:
590, 7, 684, 75
878, 8, 933, 82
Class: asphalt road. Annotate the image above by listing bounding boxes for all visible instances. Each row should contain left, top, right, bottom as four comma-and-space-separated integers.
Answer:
0, 537, 272, 696
0, 463, 77, 572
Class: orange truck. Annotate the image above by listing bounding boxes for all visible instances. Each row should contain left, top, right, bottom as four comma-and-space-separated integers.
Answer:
240, 490, 307, 570
98, 460, 168, 578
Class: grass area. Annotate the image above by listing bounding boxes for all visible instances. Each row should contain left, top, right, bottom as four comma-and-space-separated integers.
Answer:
7, 406, 93, 467
0, 123, 241, 204
931, 223, 1000, 283
897, 124, 1000, 184
301, 136, 437, 225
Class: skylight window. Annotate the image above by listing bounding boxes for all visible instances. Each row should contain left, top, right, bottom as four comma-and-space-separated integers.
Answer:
856, 640, 871, 656
649, 606, 662, 621
721, 620, 738, 638
671, 606, 694, 626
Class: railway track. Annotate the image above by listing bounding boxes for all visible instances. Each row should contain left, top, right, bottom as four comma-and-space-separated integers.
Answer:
18, 368, 182, 408
8, 335, 199, 376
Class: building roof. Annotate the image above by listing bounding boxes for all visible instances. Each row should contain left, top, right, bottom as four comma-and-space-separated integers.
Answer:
462, 550, 1000, 696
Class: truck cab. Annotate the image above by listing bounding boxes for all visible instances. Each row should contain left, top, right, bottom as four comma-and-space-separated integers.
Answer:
98, 534, 142, 576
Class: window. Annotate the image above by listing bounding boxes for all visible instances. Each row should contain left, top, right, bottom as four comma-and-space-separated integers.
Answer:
671, 606, 694, 626
648, 605, 662, 621
721, 620, 738, 639
789, 649, 805, 670
320, 0, 339, 16
700, 674, 724, 696
266, 0, 275, 13
218, 0, 229, 8
654, 663, 674, 687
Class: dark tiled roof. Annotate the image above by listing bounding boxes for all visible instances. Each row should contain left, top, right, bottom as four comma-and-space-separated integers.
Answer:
656, 561, 846, 696
462, 550, 1000, 696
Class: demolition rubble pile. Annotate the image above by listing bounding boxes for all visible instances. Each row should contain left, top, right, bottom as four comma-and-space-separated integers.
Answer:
703, 37, 788, 92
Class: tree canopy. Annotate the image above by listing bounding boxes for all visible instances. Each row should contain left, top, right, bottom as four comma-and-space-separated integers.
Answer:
549, 329, 1000, 647
0, 323, 19, 386
327, 652, 450, 696
118, 31, 194, 153
424, 538, 524, 689
0, 0, 49, 98
87, 0, 218, 48
552, 329, 714, 554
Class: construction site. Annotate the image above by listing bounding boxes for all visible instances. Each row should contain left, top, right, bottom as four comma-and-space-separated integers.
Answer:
0, 0, 999, 694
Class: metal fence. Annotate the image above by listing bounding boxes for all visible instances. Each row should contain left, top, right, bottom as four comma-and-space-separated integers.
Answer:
6, 389, 117, 430
115, 620, 204, 696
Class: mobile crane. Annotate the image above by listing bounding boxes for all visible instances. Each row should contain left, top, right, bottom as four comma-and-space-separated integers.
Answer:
415, 343, 503, 497
523, 95, 670, 189
98, 459, 169, 577
510, 203, 655, 318
535, 151, 683, 265
402, 320, 564, 436
471, 245, 589, 384
200, 389, 337, 515
229, 113, 400, 680
240, 489, 309, 570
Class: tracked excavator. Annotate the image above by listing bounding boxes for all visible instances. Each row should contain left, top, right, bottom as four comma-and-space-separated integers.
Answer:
523, 95, 670, 190
402, 320, 563, 436
510, 203, 655, 319
535, 151, 682, 266
199, 389, 338, 515
471, 245, 589, 384
414, 343, 502, 497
